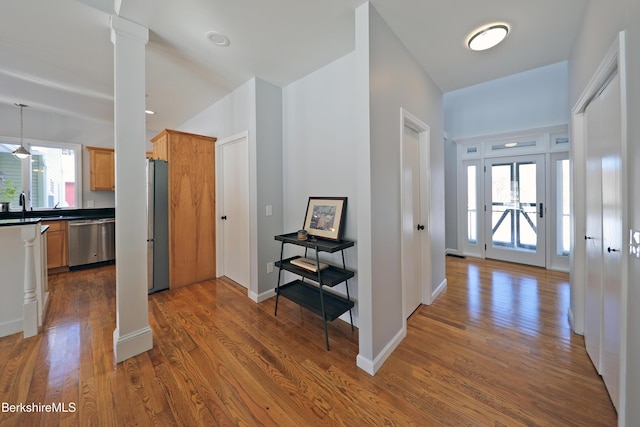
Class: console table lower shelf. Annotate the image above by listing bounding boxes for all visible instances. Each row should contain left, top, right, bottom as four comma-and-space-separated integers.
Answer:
277, 280, 355, 321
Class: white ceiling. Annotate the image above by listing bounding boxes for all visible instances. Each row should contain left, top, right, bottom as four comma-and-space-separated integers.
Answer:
0, 0, 589, 142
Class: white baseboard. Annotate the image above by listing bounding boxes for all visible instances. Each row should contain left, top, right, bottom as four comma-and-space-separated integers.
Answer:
0, 318, 22, 338
249, 288, 276, 303
445, 248, 462, 256
430, 278, 447, 304
113, 326, 153, 363
356, 327, 406, 376
567, 307, 583, 335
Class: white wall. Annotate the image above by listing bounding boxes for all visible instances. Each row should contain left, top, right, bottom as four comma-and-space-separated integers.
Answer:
178, 80, 253, 139
569, 0, 640, 425
282, 51, 359, 320
255, 79, 284, 295
444, 62, 569, 141
356, 3, 445, 368
179, 78, 284, 298
442, 62, 569, 253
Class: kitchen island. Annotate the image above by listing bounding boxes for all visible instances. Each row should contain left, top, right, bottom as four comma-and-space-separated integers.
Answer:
0, 219, 49, 338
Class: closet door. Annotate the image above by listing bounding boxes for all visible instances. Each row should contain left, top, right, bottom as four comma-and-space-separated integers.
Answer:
583, 71, 622, 411
584, 96, 604, 373
599, 72, 622, 411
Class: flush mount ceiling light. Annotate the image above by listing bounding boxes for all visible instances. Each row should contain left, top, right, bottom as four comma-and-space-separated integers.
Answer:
205, 31, 230, 47
13, 103, 31, 159
467, 24, 509, 51
145, 110, 155, 115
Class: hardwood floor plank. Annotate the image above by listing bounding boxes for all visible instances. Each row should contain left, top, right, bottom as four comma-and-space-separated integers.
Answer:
0, 258, 617, 426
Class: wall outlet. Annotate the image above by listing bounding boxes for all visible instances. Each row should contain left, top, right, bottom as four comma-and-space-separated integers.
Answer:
87, 200, 95, 208
267, 262, 274, 274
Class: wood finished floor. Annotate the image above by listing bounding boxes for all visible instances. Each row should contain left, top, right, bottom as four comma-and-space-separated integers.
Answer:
0, 257, 617, 426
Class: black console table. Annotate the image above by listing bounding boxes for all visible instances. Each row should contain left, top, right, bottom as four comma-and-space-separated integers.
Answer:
274, 233, 355, 350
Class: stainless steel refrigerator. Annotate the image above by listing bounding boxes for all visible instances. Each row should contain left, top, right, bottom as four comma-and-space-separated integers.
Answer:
147, 159, 169, 293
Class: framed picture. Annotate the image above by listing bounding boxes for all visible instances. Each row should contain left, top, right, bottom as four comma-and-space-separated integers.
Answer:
303, 197, 347, 241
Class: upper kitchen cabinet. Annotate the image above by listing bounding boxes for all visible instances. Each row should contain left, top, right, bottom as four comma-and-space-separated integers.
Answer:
151, 129, 217, 289
86, 146, 115, 191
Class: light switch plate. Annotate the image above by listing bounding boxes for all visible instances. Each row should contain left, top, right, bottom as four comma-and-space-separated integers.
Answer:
630, 229, 640, 258
266, 205, 272, 216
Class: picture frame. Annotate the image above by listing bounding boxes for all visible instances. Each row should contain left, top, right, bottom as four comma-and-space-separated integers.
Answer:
303, 197, 347, 241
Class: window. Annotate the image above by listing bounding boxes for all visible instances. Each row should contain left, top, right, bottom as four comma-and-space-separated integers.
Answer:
0, 141, 82, 209
467, 164, 477, 244
556, 158, 570, 256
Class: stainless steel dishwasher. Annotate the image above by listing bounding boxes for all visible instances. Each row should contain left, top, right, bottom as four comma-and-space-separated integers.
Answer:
68, 218, 115, 267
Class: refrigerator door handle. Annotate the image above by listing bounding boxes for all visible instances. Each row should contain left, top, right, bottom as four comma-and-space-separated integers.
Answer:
147, 159, 155, 240
147, 240, 154, 291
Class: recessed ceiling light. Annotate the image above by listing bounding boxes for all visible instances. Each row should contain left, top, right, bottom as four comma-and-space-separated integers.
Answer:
205, 31, 230, 47
145, 110, 155, 115
468, 24, 509, 51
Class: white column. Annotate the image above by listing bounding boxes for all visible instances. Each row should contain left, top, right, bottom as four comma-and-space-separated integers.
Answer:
21, 225, 38, 338
110, 15, 152, 363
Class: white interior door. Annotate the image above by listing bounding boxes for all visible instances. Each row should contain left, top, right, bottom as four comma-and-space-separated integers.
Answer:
584, 95, 604, 373
402, 125, 423, 318
599, 72, 622, 411
218, 134, 250, 288
583, 71, 622, 411
484, 155, 546, 267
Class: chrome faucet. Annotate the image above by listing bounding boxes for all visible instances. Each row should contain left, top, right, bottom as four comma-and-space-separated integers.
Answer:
19, 191, 26, 220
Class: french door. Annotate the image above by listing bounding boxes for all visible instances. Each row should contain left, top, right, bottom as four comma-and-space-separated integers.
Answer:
484, 155, 546, 267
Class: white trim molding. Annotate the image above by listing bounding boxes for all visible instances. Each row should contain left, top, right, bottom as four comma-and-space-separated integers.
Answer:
356, 327, 406, 376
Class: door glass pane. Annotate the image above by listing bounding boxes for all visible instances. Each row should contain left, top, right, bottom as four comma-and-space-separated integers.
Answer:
467, 165, 477, 244
517, 162, 537, 250
491, 164, 514, 246
491, 161, 537, 251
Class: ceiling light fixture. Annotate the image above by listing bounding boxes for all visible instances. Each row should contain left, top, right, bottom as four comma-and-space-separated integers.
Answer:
13, 103, 31, 159
205, 31, 230, 47
145, 110, 155, 115
468, 24, 509, 51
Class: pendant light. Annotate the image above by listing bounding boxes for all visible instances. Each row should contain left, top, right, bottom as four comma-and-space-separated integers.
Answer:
12, 103, 31, 159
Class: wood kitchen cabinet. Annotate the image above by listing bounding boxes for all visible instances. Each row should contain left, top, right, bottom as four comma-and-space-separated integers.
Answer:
42, 220, 68, 271
151, 129, 217, 289
87, 146, 115, 191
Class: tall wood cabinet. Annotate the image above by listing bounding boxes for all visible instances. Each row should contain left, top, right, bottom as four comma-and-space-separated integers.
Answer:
151, 129, 217, 289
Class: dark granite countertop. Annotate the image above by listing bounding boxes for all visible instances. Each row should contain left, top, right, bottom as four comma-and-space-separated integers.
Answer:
0, 217, 42, 227
0, 207, 115, 223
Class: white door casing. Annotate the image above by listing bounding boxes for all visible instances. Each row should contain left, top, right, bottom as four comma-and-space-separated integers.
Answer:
216, 132, 250, 288
402, 125, 422, 318
400, 109, 431, 322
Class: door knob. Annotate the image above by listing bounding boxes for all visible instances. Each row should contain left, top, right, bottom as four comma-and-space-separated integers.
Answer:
585, 236, 594, 240
417, 224, 425, 231
607, 247, 619, 253
221, 215, 227, 220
